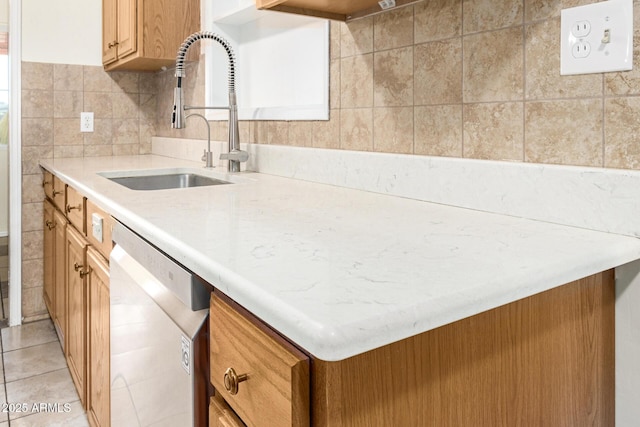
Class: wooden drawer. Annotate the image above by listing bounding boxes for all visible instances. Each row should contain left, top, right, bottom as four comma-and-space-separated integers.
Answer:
65, 185, 85, 234
85, 200, 114, 260
210, 293, 310, 427
209, 394, 246, 427
43, 170, 54, 200
52, 175, 66, 212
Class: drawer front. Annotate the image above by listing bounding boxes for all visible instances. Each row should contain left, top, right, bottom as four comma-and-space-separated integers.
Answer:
210, 294, 310, 427
43, 170, 54, 200
85, 200, 114, 259
52, 176, 66, 212
65, 185, 85, 234
209, 394, 246, 427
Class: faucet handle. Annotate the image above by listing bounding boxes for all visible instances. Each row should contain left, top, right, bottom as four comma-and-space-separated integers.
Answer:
220, 150, 249, 163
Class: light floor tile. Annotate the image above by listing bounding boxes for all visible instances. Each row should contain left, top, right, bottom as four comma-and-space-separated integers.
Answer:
0, 352, 4, 384
5, 369, 80, 420
9, 401, 89, 427
4, 341, 66, 383
0, 385, 8, 424
1, 319, 57, 352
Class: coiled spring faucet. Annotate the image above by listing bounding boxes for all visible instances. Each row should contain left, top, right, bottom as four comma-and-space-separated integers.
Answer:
172, 31, 248, 172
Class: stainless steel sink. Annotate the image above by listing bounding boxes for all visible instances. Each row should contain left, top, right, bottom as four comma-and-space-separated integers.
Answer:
105, 172, 231, 191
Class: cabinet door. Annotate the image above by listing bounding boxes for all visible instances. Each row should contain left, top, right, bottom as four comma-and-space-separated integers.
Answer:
87, 247, 110, 427
116, 0, 136, 59
66, 226, 88, 408
102, 0, 117, 64
43, 200, 55, 317
54, 209, 68, 350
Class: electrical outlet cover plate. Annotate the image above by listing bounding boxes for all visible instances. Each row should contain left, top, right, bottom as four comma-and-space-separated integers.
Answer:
560, 0, 633, 75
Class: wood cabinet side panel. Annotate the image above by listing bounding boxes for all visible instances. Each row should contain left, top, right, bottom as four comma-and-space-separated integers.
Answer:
313, 271, 615, 427
87, 248, 110, 427
53, 209, 68, 351
43, 200, 55, 316
66, 226, 88, 408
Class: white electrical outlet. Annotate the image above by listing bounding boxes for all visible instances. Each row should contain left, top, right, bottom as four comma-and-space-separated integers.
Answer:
80, 112, 94, 132
560, 0, 633, 75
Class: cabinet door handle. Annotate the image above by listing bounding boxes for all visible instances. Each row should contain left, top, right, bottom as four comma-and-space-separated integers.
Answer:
42, 180, 50, 188
53, 190, 63, 196
80, 267, 92, 278
223, 367, 248, 396
66, 204, 81, 213
45, 220, 55, 230
108, 41, 119, 48
74, 262, 83, 272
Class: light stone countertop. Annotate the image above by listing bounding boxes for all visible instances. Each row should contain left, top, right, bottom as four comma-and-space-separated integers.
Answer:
40, 154, 640, 361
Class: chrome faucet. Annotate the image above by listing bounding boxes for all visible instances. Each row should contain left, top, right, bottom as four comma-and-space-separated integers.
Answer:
172, 31, 248, 172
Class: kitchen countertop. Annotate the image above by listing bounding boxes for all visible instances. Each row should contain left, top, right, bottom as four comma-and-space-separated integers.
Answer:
40, 154, 640, 361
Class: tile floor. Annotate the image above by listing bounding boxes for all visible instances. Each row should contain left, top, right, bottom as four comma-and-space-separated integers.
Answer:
0, 319, 89, 426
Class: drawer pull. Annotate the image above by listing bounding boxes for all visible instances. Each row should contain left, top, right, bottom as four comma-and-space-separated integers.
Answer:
42, 180, 50, 188
53, 190, 63, 196
45, 220, 56, 230
223, 367, 248, 396
79, 267, 92, 278
66, 204, 81, 213
74, 262, 83, 272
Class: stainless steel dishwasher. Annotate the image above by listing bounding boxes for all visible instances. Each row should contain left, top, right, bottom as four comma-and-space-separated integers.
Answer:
110, 221, 211, 427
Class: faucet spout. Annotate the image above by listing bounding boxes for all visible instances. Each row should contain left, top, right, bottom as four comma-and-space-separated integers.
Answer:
172, 31, 245, 173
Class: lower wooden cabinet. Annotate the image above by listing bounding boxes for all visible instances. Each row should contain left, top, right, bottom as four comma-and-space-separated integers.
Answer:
53, 208, 68, 350
87, 247, 110, 427
66, 226, 88, 407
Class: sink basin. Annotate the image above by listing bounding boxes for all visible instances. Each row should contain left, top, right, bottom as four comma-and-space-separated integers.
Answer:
99, 169, 232, 191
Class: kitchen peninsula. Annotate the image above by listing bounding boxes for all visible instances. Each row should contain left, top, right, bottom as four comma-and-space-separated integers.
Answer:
41, 145, 640, 426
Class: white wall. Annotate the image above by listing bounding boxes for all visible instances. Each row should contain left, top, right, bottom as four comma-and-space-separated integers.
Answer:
0, 0, 8, 27
22, 0, 102, 65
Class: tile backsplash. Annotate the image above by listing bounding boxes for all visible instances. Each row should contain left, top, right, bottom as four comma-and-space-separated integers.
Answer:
153, 0, 640, 170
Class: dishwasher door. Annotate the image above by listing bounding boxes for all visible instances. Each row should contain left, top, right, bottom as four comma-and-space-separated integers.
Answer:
110, 224, 209, 427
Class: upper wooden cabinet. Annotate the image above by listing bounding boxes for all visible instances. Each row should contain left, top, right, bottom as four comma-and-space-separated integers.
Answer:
102, 0, 201, 71
256, 0, 422, 21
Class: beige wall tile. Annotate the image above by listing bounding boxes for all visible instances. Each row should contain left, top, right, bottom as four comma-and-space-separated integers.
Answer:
525, 18, 602, 99
84, 145, 113, 157
374, 6, 414, 51
53, 91, 83, 118
22, 230, 42, 261
54, 119, 83, 146
22, 62, 53, 91
53, 64, 84, 91
415, 0, 462, 43
374, 47, 414, 107
331, 21, 341, 59
84, 118, 113, 146
415, 105, 463, 157
464, 102, 524, 161
341, 17, 373, 57
22, 118, 53, 146
113, 119, 139, 145
463, 27, 524, 102
22, 90, 53, 118
604, 97, 640, 169
23, 145, 53, 175
330, 60, 341, 110
464, 0, 523, 33
341, 108, 373, 151
341, 54, 374, 108
111, 71, 140, 93
267, 122, 289, 145
288, 121, 314, 147
83, 66, 113, 92
22, 202, 42, 233
313, 116, 340, 149
524, 0, 592, 23
112, 92, 140, 119
21, 286, 47, 318
84, 92, 113, 119
21, 174, 44, 204
22, 259, 44, 289
414, 39, 462, 105
54, 145, 84, 158
113, 144, 140, 156
252, 121, 268, 144
525, 99, 603, 166
140, 73, 159, 94
374, 107, 414, 154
